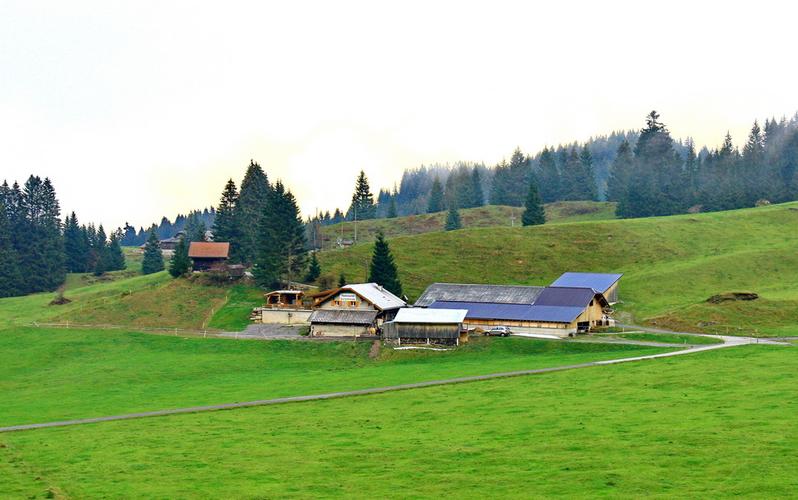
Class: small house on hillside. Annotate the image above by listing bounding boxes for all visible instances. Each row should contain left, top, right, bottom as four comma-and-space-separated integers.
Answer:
308, 283, 406, 337
551, 272, 623, 304
382, 307, 469, 346
188, 242, 230, 271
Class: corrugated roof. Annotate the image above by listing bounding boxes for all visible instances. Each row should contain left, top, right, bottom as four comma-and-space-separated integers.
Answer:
393, 307, 468, 324
550, 272, 622, 293
308, 309, 378, 325
534, 287, 597, 308
341, 283, 406, 310
188, 242, 230, 259
415, 283, 544, 307
428, 301, 584, 323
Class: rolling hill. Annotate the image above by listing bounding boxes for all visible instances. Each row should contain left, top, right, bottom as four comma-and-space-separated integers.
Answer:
318, 201, 798, 336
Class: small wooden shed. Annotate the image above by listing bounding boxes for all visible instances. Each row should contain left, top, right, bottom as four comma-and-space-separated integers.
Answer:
382, 307, 469, 346
188, 242, 230, 271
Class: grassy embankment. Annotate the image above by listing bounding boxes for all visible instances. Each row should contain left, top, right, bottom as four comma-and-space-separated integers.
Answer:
320, 201, 798, 336
2, 344, 796, 498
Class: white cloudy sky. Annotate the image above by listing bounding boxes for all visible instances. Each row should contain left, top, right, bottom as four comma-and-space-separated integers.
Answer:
1, 0, 796, 229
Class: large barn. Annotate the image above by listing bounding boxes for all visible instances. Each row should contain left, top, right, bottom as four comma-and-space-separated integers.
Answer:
550, 272, 623, 304
308, 283, 406, 337
416, 273, 619, 336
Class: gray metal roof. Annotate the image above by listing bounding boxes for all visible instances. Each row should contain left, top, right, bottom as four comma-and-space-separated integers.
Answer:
308, 309, 378, 325
415, 283, 544, 307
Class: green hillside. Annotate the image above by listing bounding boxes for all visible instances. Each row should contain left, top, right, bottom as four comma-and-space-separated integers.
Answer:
319, 202, 798, 336
318, 201, 616, 246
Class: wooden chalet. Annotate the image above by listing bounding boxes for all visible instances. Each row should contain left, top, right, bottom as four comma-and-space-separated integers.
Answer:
308, 283, 406, 337
188, 242, 230, 271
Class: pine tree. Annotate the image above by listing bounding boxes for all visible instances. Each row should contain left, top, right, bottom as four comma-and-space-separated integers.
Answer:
578, 145, 598, 201
213, 179, 242, 262
606, 141, 634, 202
367, 232, 402, 296
237, 161, 270, 264
445, 205, 462, 231
16, 176, 65, 293
304, 252, 321, 283
427, 177, 445, 213
348, 170, 376, 220
338, 273, 346, 288
107, 231, 126, 271
0, 202, 22, 297
470, 167, 484, 207
253, 181, 307, 289
560, 147, 583, 200
537, 147, 561, 203
387, 197, 398, 218
168, 235, 190, 277
522, 177, 546, 226
93, 225, 108, 276
141, 229, 165, 275
64, 212, 88, 273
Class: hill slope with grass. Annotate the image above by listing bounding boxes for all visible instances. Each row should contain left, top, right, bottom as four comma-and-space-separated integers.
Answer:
319, 201, 798, 336
317, 201, 616, 246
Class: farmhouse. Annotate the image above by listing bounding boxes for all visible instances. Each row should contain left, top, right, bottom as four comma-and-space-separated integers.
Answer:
551, 272, 623, 304
188, 242, 230, 271
382, 307, 469, 346
308, 283, 405, 337
416, 276, 616, 337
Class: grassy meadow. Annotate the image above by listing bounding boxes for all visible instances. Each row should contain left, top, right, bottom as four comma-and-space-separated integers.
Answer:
319, 201, 798, 336
2, 344, 795, 498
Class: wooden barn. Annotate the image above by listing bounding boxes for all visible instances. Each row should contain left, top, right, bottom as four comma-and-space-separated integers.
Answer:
188, 242, 230, 271
550, 272, 623, 304
417, 282, 612, 337
308, 283, 405, 337
382, 307, 469, 346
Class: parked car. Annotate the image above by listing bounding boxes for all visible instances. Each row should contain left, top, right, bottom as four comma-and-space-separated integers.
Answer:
485, 326, 512, 337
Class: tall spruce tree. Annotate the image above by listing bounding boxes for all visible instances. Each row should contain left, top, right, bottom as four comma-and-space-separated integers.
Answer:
64, 212, 89, 273
304, 252, 321, 283
427, 177, 445, 213
367, 232, 402, 296
107, 231, 126, 271
213, 179, 242, 262
16, 176, 65, 293
578, 146, 598, 201
0, 202, 22, 297
537, 147, 561, 203
522, 177, 546, 226
141, 229, 165, 275
560, 147, 583, 200
386, 197, 398, 218
338, 273, 347, 288
168, 235, 191, 277
237, 161, 270, 264
445, 204, 462, 231
253, 181, 307, 289
93, 225, 109, 276
348, 170, 376, 220
470, 167, 484, 207
606, 140, 634, 202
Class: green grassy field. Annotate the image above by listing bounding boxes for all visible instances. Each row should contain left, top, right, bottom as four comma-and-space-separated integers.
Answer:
612, 332, 724, 345
318, 201, 616, 246
0, 327, 668, 427
319, 202, 798, 336
2, 344, 795, 498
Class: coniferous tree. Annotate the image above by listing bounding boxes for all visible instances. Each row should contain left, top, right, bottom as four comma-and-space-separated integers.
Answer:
367, 232, 402, 296
0, 203, 22, 297
427, 177, 445, 213
168, 235, 190, 277
537, 147, 561, 203
107, 231, 126, 271
338, 273, 347, 288
348, 170, 376, 220
64, 212, 89, 273
470, 167, 484, 207
93, 225, 109, 276
490, 158, 511, 205
304, 252, 321, 283
213, 179, 242, 261
16, 176, 65, 292
141, 229, 165, 275
606, 141, 634, 202
386, 197, 398, 218
522, 177, 546, 226
253, 181, 307, 288
445, 205, 462, 231
237, 161, 271, 264
560, 147, 583, 200
578, 146, 599, 201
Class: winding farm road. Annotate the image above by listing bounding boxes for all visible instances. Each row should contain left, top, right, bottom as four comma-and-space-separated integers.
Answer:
0, 329, 787, 434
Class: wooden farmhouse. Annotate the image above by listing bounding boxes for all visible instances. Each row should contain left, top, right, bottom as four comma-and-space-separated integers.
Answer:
308, 283, 406, 337
188, 242, 230, 271
550, 272, 622, 304
415, 272, 619, 337
382, 307, 469, 346
252, 290, 313, 324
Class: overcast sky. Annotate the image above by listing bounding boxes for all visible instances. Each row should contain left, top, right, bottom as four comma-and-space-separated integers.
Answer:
1, 1, 796, 229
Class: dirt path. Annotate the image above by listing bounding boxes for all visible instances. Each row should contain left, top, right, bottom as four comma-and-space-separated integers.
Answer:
4, 335, 785, 434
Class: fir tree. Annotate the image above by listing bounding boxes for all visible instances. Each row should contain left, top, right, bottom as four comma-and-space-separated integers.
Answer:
338, 273, 346, 288
0, 202, 22, 297
237, 161, 270, 264
93, 225, 108, 276
445, 205, 462, 231
427, 177, 445, 213
213, 179, 242, 262
168, 235, 190, 277
304, 252, 321, 283
367, 232, 402, 296
387, 197, 398, 218
253, 181, 307, 288
522, 177, 546, 226
537, 147, 561, 203
141, 229, 165, 275
64, 212, 88, 273
470, 167, 484, 207
107, 231, 126, 271
578, 145, 598, 201
606, 141, 634, 202
348, 170, 376, 220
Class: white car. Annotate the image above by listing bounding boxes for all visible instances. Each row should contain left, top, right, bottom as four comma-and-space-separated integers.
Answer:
485, 326, 512, 337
